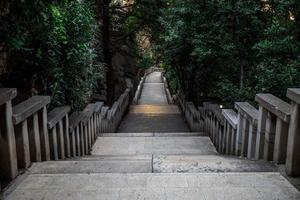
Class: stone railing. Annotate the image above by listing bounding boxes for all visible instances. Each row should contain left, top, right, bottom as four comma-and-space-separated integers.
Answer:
200, 88, 300, 177
177, 90, 204, 132
133, 76, 145, 104
161, 75, 174, 104
0, 87, 131, 189
134, 67, 171, 105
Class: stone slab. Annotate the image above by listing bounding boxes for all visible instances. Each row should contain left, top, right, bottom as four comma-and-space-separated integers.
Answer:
47, 106, 70, 129
222, 109, 238, 128
130, 105, 181, 114
12, 96, 50, 124
5, 173, 300, 200
118, 113, 190, 132
153, 155, 278, 173
102, 132, 207, 137
28, 159, 152, 174
234, 102, 258, 123
287, 88, 300, 104
144, 71, 162, 83
255, 93, 291, 122
139, 83, 168, 105
92, 136, 218, 156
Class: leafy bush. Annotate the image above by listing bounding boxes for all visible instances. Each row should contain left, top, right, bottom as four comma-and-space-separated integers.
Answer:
1, 0, 104, 110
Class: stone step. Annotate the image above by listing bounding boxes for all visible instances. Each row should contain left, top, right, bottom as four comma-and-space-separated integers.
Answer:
118, 113, 190, 132
129, 105, 181, 114
153, 155, 279, 173
29, 159, 152, 174
101, 132, 207, 137
6, 173, 300, 200
92, 136, 218, 156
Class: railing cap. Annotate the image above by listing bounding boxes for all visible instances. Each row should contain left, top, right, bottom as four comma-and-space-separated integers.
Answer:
47, 106, 71, 129
234, 102, 258, 123
287, 88, 300, 104
69, 112, 85, 131
0, 88, 17, 105
12, 96, 50, 124
255, 93, 291, 122
94, 102, 104, 113
100, 106, 109, 117
81, 104, 97, 124
222, 109, 238, 129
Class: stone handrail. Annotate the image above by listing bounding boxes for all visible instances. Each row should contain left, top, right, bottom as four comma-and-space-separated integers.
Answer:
0, 89, 18, 180
134, 67, 171, 105
0, 87, 131, 189
161, 75, 174, 104
177, 90, 205, 132
12, 96, 51, 168
255, 94, 291, 163
234, 102, 258, 159
133, 76, 145, 104
198, 88, 299, 177
286, 88, 300, 176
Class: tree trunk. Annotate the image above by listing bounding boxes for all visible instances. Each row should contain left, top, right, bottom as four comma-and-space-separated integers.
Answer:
102, 0, 115, 106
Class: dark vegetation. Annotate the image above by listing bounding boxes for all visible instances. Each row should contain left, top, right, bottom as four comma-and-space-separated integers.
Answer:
129, 0, 300, 106
1, 0, 299, 109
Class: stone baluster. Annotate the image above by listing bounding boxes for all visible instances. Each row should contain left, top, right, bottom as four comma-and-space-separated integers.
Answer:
12, 96, 50, 166
94, 102, 104, 137
100, 106, 109, 133
222, 109, 238, 155
286, 88, 300, 176
255, 94, 291, 163
0, 88, 18, 179
47, 106, 71, 160
69, 112, 84, 157
234, 102, 258, 159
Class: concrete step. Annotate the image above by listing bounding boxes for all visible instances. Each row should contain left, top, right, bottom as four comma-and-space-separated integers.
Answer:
101, 132, 207, 137
129, 105, 181, 114
29, 158, 152, 174
92, 136, 217, 156
118, 113, 190, 132
6, 173, 300, 200
153, 155, 279, 173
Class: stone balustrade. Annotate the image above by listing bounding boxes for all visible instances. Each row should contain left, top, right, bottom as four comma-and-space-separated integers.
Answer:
0, 89, 18, 180
234, 102, 258, 159
161, 75, 174, 104
0, 87, 131, 188
176, 90, 204, 132
255, 94, 291, 163
221, 109, 238, 155
285, 89, 300, 176
195, 88, 299, 177
13, 96, 51, 168
133, 76, 145, 104
48, 106, 71, 160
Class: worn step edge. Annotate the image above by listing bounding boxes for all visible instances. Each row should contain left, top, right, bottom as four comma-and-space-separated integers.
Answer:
101, 132, 207, 137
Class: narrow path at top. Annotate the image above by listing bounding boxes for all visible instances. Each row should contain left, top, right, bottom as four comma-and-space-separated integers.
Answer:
118, 71, 189, 132
139, 71, 168, 105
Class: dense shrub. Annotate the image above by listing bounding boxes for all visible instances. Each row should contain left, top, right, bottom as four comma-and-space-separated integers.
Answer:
1, 0, 104, 110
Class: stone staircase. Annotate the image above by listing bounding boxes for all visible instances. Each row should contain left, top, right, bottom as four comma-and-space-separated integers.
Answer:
2, 70, 300, 199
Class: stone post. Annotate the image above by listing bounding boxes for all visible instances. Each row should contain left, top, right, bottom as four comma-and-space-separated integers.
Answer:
286, 88, 300, 176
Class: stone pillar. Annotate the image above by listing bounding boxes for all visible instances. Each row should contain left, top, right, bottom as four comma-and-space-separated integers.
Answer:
286, 88, 300, 176
255, 106, 267, 160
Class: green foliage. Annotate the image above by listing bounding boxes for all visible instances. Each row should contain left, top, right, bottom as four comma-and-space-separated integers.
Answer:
138, 52, 155, 70
2, 0, 104, 110
130, 0, 300, 106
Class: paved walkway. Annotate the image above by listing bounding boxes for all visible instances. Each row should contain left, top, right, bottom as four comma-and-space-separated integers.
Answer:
118, 72, 189, 132
4, 71, 300, 200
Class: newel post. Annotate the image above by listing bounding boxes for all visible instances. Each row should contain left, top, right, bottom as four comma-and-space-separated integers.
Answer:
286, 88, 300, 176
0, 89, 18, 179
